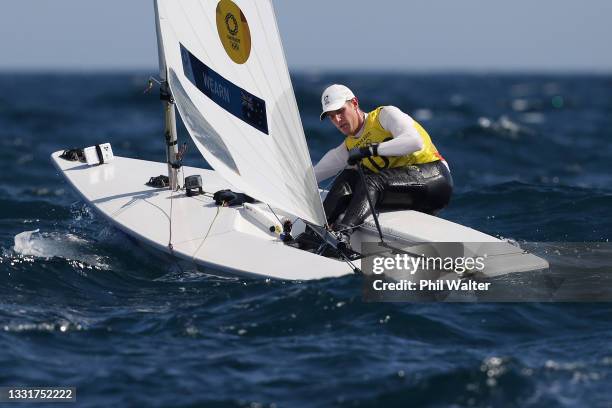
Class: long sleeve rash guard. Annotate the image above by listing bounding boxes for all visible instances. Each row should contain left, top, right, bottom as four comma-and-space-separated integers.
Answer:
314, 106, 429, 183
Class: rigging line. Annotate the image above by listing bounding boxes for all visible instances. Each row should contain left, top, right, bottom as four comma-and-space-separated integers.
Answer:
310, 226, 361, 274
340, 253, 360, 275
191, 205, 222, 262
117, 195, 170, 221
266, 204, 283, 225
335, 221, 367, 234
357, 163, 385, 244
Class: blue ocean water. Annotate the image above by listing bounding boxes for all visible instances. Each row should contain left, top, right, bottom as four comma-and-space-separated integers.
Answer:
1, 72, 611, 407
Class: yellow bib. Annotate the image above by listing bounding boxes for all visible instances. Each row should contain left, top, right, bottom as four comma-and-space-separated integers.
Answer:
344, 107, 443, 172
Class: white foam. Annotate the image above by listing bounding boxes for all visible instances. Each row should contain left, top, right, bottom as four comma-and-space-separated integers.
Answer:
12, 229, 110, 269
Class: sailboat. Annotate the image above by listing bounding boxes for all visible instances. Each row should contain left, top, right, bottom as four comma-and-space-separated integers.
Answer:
51, 0, 548, 280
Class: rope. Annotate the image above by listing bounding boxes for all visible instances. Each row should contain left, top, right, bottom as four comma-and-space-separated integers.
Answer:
309, 226, 361, 274
357, 163, 385, 244
266, 203, 283, 225
334, 221, 367, 234
192, 205, 222, 261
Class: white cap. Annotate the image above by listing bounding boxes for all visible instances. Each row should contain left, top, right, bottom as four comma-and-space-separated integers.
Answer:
320, 84, 355, 120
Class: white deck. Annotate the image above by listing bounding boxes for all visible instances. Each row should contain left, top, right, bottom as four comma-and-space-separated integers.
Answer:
51, 152, 548, 280
51, 152, 355, 280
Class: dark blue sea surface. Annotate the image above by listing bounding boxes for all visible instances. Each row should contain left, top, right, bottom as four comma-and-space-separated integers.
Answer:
1, 72, 611, 407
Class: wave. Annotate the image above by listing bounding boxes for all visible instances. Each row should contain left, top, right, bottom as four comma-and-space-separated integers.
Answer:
12, 229, 111, 270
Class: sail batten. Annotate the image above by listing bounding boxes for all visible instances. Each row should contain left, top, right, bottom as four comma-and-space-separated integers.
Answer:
155, 0, 326, 226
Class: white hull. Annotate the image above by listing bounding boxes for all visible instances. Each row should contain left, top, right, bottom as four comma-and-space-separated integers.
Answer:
51, 152, 548, 280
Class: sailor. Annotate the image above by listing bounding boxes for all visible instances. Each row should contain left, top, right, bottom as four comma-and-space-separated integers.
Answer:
314, 84, 453, 246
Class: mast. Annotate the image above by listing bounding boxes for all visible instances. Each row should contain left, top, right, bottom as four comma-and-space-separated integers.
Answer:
154, 0, 179, 190
161, 82, 179, 190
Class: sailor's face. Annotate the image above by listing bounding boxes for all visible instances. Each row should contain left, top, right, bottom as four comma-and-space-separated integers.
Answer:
327, 100, 361, 136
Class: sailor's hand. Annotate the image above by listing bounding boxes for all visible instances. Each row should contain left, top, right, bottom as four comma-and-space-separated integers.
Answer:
347, 146, 374, 165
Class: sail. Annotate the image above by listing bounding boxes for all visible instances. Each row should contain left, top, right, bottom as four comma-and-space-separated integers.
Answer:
155, 0, 326, 226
